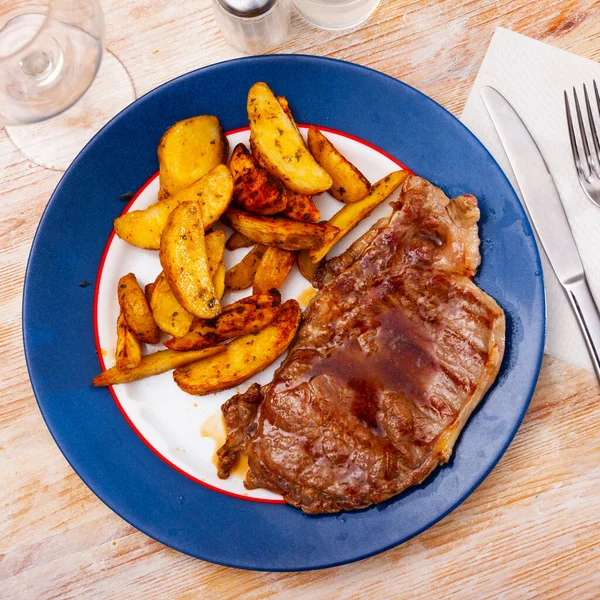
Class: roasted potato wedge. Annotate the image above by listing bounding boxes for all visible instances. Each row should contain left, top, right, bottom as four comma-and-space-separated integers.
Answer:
165, 290, 281, 351
309, 171, 408, 263
297, 250, 320, 283
160, 201, 220, 319
149, 271, 194, 337
144, 282, 155, 303
158, 115, 228, 199
115, 311, 143, 370
213, 260, 226, 300
222, 208, 339, 251
92, 346, 225, 387
224, 244, 266, 290
173, 299, 301, 395
205, 229, 226, 277
307, 127, 371, 203
248, 82, 332, 195
229, 143, 287, 215
118, 273, 160, 344
282, 191, 320, 222
226, 231, 254, 251
114, 165, 233, 250
253, 247, 296, 294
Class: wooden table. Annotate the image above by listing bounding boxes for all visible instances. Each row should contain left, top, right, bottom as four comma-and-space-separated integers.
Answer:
2, 1, 600, 597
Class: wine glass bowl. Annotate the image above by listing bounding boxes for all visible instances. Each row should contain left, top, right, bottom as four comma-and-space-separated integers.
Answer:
0, 0, 135, 171
0, 0, 104, 126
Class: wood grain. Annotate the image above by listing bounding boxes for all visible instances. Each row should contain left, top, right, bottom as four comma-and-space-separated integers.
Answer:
1, 1, 600, 598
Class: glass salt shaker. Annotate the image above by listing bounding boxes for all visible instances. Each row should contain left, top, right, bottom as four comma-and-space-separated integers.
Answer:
212, 0, 291, 54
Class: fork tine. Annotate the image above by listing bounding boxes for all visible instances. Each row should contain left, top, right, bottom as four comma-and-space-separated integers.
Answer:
565, 90, 587, 180
573, 86, 593, 178
583, 84, 600, 178
594, 80, 600, 148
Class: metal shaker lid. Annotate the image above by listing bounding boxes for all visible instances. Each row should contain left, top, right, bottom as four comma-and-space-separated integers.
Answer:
217, 0, 277, 17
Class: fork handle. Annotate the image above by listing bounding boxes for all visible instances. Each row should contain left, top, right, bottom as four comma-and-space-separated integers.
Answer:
563, 276, 600, 383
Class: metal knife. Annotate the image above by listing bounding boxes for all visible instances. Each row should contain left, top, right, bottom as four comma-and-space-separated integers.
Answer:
481, 85, 600, 382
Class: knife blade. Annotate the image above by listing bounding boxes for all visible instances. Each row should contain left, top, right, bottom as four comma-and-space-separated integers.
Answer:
481, 85, 600, 381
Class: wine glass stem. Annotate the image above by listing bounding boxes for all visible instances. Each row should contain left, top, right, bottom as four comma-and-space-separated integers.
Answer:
21, 51, 52, 76
21, 36, 64, 88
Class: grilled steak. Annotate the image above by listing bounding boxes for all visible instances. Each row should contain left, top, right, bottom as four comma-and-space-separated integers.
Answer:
217, 175, 505, 514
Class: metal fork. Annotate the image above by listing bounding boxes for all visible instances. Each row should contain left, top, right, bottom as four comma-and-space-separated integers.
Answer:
565, 82, 600, 207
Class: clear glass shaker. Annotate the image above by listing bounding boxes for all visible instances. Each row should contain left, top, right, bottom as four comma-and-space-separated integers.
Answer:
212, 0, 290, 55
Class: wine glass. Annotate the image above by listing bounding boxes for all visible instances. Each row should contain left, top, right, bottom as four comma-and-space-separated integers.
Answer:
0, 0, 135, 170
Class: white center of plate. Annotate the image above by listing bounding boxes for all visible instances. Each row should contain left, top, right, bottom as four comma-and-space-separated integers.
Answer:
94, 126, 406, 503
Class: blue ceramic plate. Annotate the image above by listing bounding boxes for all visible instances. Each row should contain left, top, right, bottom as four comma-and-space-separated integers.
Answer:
23, 56, 545, 571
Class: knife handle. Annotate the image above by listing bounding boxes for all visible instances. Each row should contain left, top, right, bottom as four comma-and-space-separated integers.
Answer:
564, 276, 600, 383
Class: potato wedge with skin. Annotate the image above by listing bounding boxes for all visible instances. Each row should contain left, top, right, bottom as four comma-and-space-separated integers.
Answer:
221, 208, 339, 251
248, 82, 332, 195
115, 311, 142, 370
160, 201, 220, 319
226, 231, 254, 251
309, 171, 408, 263
213, 260, 226, 300
158, 115, 228, 198
229, 143, 287, 215
144, 282, 155, 303
118, 273, 160, 343
205, 229, 226, 277
253, 247, 296, 294
224, 244, 266, 291
92, 346, 225, 387
307, 128, 371, 203
297, 250, 320, 283
149, 271, 194, 337
282, 191, 320, 222
173, 300, 301, 395
165, 290, 281, 351
114, 165, 233, 250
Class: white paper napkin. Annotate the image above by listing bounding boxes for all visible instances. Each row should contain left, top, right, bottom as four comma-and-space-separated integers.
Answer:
461, 27, 600, 372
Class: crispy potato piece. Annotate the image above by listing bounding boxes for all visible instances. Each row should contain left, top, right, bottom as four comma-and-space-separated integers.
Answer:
118, 273, 160, 344
222, 208, 339, 251
297, 250, 320, 283
224, 244, 266, 290
276, 96, 301, 135
205, 229, 226, 277
92, 346, 225, 387
144, 282, 155, 303
160, 201, 220, 319
213, 260, 226, 300
173, 300, 301, 395
307, 128, 371, 203
114, 165, 233, 250
229, 143, 287, 215
309, 171, 408, 263
282, 191, 320, 222
226, 231, 254, 251
165, 290, 281, 351
149, 271, 194, 337
115, 311, 143, 370
248, 82, 332, 195
253, 247, 296, 294
158, 115, 228, 198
